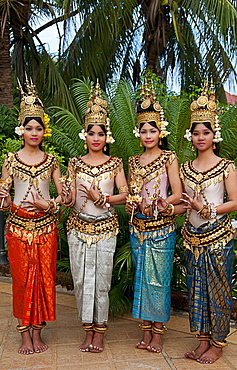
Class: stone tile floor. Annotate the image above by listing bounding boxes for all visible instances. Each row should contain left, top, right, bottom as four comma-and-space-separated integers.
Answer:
0, 276, 237, 370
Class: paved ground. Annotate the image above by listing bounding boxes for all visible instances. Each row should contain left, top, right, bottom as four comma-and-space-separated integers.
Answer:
1, 276, 237, 370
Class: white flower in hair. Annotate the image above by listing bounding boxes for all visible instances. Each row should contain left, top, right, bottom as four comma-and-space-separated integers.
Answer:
133, 127, 140, 138
106, 136, 115, 144
15, 125, 24, 136
79, 129, 87, 140
184, 129, 192, 141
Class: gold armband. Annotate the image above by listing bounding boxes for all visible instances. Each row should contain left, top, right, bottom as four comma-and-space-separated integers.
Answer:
119, 185, 129, 193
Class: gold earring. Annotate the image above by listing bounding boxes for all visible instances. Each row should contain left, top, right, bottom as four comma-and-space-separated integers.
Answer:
21, 137, 25, 146
159, 139, 162, 145
84, 143, 87, 150
140, 141, 143, 147
41, 139, 45, 147
104, 145, 107, 152
212, 143, 216, 149
191, 145, 195, 151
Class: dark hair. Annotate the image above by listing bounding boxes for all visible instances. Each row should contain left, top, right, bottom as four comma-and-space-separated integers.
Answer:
22, 117, 45, 150
190, 121, 220, 156
86, 124, 110, 155
23, 117, 44, 128
137, 102, 169, 151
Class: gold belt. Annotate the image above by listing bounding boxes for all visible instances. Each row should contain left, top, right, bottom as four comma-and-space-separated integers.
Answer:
181, 217, 234, 262
7, 212, 57, 231
67, 211, 119, 235
132, 215, 175, 232
181, 216, 234, 249
7, 212, 57, 245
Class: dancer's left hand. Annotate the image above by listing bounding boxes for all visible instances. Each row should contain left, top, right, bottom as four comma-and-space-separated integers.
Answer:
21, 192, 49, 211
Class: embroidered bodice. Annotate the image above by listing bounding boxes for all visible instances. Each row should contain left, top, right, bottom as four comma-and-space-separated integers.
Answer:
128, 151, 177, 204
4, 152, 59, 206
180, 159, 235, 228
67, 156, 123, 216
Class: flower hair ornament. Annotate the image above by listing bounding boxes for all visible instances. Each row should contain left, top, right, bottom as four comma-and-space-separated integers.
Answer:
16, 76, 52, 137
184, 80, 222, 143
79, 80, 115, 144
134, 79, 170, 139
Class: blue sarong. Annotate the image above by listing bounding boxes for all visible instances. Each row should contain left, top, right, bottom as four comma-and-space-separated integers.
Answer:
130, 213, 176, 323
183, 215, 234, 341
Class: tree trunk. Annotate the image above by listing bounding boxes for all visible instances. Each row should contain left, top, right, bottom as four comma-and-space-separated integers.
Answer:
142, 0, 170, 75
0, 18, 13, 108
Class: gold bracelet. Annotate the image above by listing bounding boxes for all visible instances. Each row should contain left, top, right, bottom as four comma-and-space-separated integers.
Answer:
43, 201, 51, 213
0, 201, 12, 211
62, 198, 74, 208
196, 205, 205, 215
94, 194, 106, 207
161, 203, 174, 217
199, 205, 211, 219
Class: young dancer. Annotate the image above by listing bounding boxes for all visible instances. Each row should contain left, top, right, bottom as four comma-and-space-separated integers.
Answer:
126, 81, 182, 353
0, 79, 62, 354
180, 82, 237, 364
61, 81, 128, 352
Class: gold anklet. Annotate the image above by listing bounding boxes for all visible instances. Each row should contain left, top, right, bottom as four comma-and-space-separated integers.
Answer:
31, 321, 46, 330
152, 324, 167, 335
93, 324, 108, 333
196, 334, 211, 341
139, 323, 152, 331
210, 339, 228, 348
82, 323, 94, 332
16, 325, 31, 333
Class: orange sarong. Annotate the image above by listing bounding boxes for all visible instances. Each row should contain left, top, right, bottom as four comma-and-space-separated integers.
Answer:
6, 204, 58, 326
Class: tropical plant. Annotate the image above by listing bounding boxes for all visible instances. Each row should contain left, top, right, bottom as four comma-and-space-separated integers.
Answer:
56, 0, 237, 99
2, 0, 237, 110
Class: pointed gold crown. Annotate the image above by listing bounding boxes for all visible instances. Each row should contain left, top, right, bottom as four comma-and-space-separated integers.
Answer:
190, 80, 218, 130
17, 77, 44, 126
84, 81, 108, 129
135, 79, 170, 138
137, 79, 162, 128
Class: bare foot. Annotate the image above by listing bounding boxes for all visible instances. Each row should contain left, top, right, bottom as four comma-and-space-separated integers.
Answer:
197, 345, 223, 364
184, 340, 210, 360
89, 332, 104, 353
80, 331, 94, 352
32, 329, 48, 353
18, 331, 34, 355
147, 333, 163, 353
136, 330, 152, 349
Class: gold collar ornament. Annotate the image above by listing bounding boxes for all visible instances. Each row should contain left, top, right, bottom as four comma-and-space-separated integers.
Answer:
16, 76, 51, 137
133, 79, 170, 138
184, 80, 222, 143
79, 80, 115, 144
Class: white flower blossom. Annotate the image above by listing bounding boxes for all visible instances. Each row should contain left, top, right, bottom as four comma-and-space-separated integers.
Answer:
133, 127, 140, 138
15, 125, 24, 136
106, 136, 115, 144
184, 129, 192, 141
79, 129, 87, 140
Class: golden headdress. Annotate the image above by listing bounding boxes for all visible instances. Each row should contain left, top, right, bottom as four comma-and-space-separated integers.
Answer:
134, 79, 170, 138
16, 77, 51, 137
184, 80, 222, 143
79, 80, 114, 143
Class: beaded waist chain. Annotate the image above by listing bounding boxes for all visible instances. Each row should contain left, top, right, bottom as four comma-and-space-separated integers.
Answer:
132, 214, 175, 232
67, 210, 119, 235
